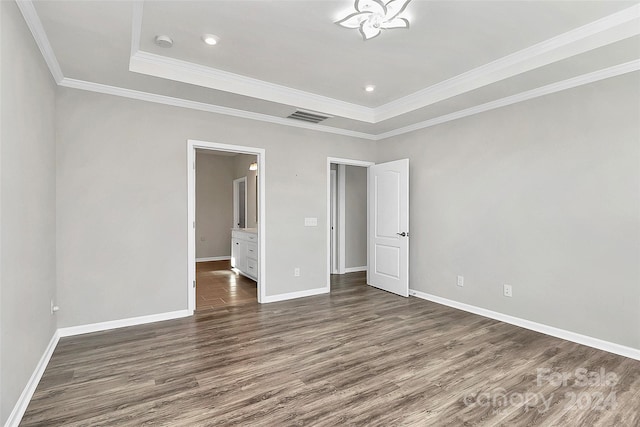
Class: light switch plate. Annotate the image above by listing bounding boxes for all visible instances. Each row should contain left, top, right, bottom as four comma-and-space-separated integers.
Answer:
304, 217, 318, 226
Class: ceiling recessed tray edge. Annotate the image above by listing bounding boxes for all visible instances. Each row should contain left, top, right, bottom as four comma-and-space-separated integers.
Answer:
15, 0, 640, 142
129, 2, 640, 124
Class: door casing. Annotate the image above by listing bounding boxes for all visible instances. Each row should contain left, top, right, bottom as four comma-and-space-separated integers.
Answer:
188, 140, 266, 310
326, 157, 375, 289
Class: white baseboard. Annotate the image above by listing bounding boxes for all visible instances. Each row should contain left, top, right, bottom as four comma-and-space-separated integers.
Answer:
6, 309, 194, 426
262, 287, 329, 303
5, 331, 60, 427
196, 256, 230, 262
409, 289, 640, 361
344, 266, 367, 273
58, 310, 192, 337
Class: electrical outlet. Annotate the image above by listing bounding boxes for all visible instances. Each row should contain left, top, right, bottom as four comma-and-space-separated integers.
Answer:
294, 268, 300, 277
50, 300, 59, 314
457, 275, 464, 287
503, 284, 513, 297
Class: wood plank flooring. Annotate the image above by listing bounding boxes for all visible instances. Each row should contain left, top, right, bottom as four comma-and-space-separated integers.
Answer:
21, 273, 640, 426
196, 260, 256, 310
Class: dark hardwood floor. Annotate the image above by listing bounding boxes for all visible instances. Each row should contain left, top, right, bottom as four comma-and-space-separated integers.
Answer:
21, 272, 640, 426
196, 260, 257, 310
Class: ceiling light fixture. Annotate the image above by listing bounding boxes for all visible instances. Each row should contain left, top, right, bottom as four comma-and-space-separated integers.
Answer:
336, 0, 412, 40
365, 85, 376, 92
249, 162, 258, 171
154, 35, 173, 48
202, 34, 219, 46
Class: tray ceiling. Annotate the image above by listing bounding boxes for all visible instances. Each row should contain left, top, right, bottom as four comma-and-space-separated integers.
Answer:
23, 0, 640, 140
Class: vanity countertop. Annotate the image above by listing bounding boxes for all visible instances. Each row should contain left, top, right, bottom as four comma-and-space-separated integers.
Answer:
232, 228, 257, 233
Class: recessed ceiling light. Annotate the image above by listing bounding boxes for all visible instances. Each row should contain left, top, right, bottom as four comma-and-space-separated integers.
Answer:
154, 35, 173, 48
365, 85, 376, 92
202, 34, 219, 46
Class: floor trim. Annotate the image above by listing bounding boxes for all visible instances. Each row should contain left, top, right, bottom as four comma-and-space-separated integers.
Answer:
6, 309, 194, 426
5, 331, 60, 427
196, 256, 231, 262
57, 310, 192, 338
409, 289, 640, 361
262, 287, 329, 303
344, 266, 367, 273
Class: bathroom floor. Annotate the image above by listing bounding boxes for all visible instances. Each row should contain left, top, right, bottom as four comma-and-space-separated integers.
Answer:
196, 260, 257, 310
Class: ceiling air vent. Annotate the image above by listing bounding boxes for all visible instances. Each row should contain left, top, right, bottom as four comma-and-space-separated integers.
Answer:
287, 109, 332, 124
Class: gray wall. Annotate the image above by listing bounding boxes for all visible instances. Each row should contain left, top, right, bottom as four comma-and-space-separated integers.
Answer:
55, 88, 376, 328
345, 165, 367, 268
377, 72, 640, 349
195, 153, 234, 259
233, 154, 258, 229
1, 2, 57, 423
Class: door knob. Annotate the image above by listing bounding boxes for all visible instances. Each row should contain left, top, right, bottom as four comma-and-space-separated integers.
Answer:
396, 232, 409, 237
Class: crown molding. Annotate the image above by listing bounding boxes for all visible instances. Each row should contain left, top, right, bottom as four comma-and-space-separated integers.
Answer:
128, 2, 639, 124
129, 1, 373, 122
59, 60, 639, 142
129, 51, 376, 123
374, 4, 640, 122
16, 0, 63, 83
130, 0, 143, 59
58, 78, 378, 140
16, 0, 640, 142
376, 60, 640, 140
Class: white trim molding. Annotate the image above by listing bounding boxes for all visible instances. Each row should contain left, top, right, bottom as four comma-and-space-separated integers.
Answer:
5, 310, 194, 426
337, 164, 346, 275
15, 0, 63, 83
4, 331, 60, 427
129, 51, 375, 123
130, 0, 143, 59
196, 256, 231, 263
57, 310, 192, 337
187, 140, 267, 306
262, 287, 329, 304
326, 157, 374, 289
58, 78, 376, 141
377, 60, 640, 140
17, 1, 640, 141
126, 4, 640, 124
18, 0, 640, 142
409, 289, 640, 361
58, 60, 640, 143
374, 4, 640, 121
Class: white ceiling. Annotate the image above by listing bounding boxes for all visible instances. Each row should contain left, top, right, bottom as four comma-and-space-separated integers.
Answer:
27, 0, 640, 139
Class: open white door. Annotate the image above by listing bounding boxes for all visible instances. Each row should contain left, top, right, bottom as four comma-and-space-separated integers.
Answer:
368, 159, 409, 297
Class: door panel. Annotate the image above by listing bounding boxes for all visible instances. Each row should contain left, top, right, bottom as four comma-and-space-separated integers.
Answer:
368, 159, 409, 297
375, 170, 401, 238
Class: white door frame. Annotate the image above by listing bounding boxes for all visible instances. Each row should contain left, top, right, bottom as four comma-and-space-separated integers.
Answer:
233, 176, 248, 229
337, 164, 346, 274
330, 169, 338, 274
188, 139, 266, 311
326, 157, 375, 289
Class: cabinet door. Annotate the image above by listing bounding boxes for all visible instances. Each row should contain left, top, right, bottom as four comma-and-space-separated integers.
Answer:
246, 258, 258, 279
234, 239, 247, 272
232, 238, 247, 272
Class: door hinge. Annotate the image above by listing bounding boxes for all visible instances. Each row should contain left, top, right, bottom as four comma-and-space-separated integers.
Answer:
193, 161, 196, 170
193, 221, 196, 228
193, 280, 196, 288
